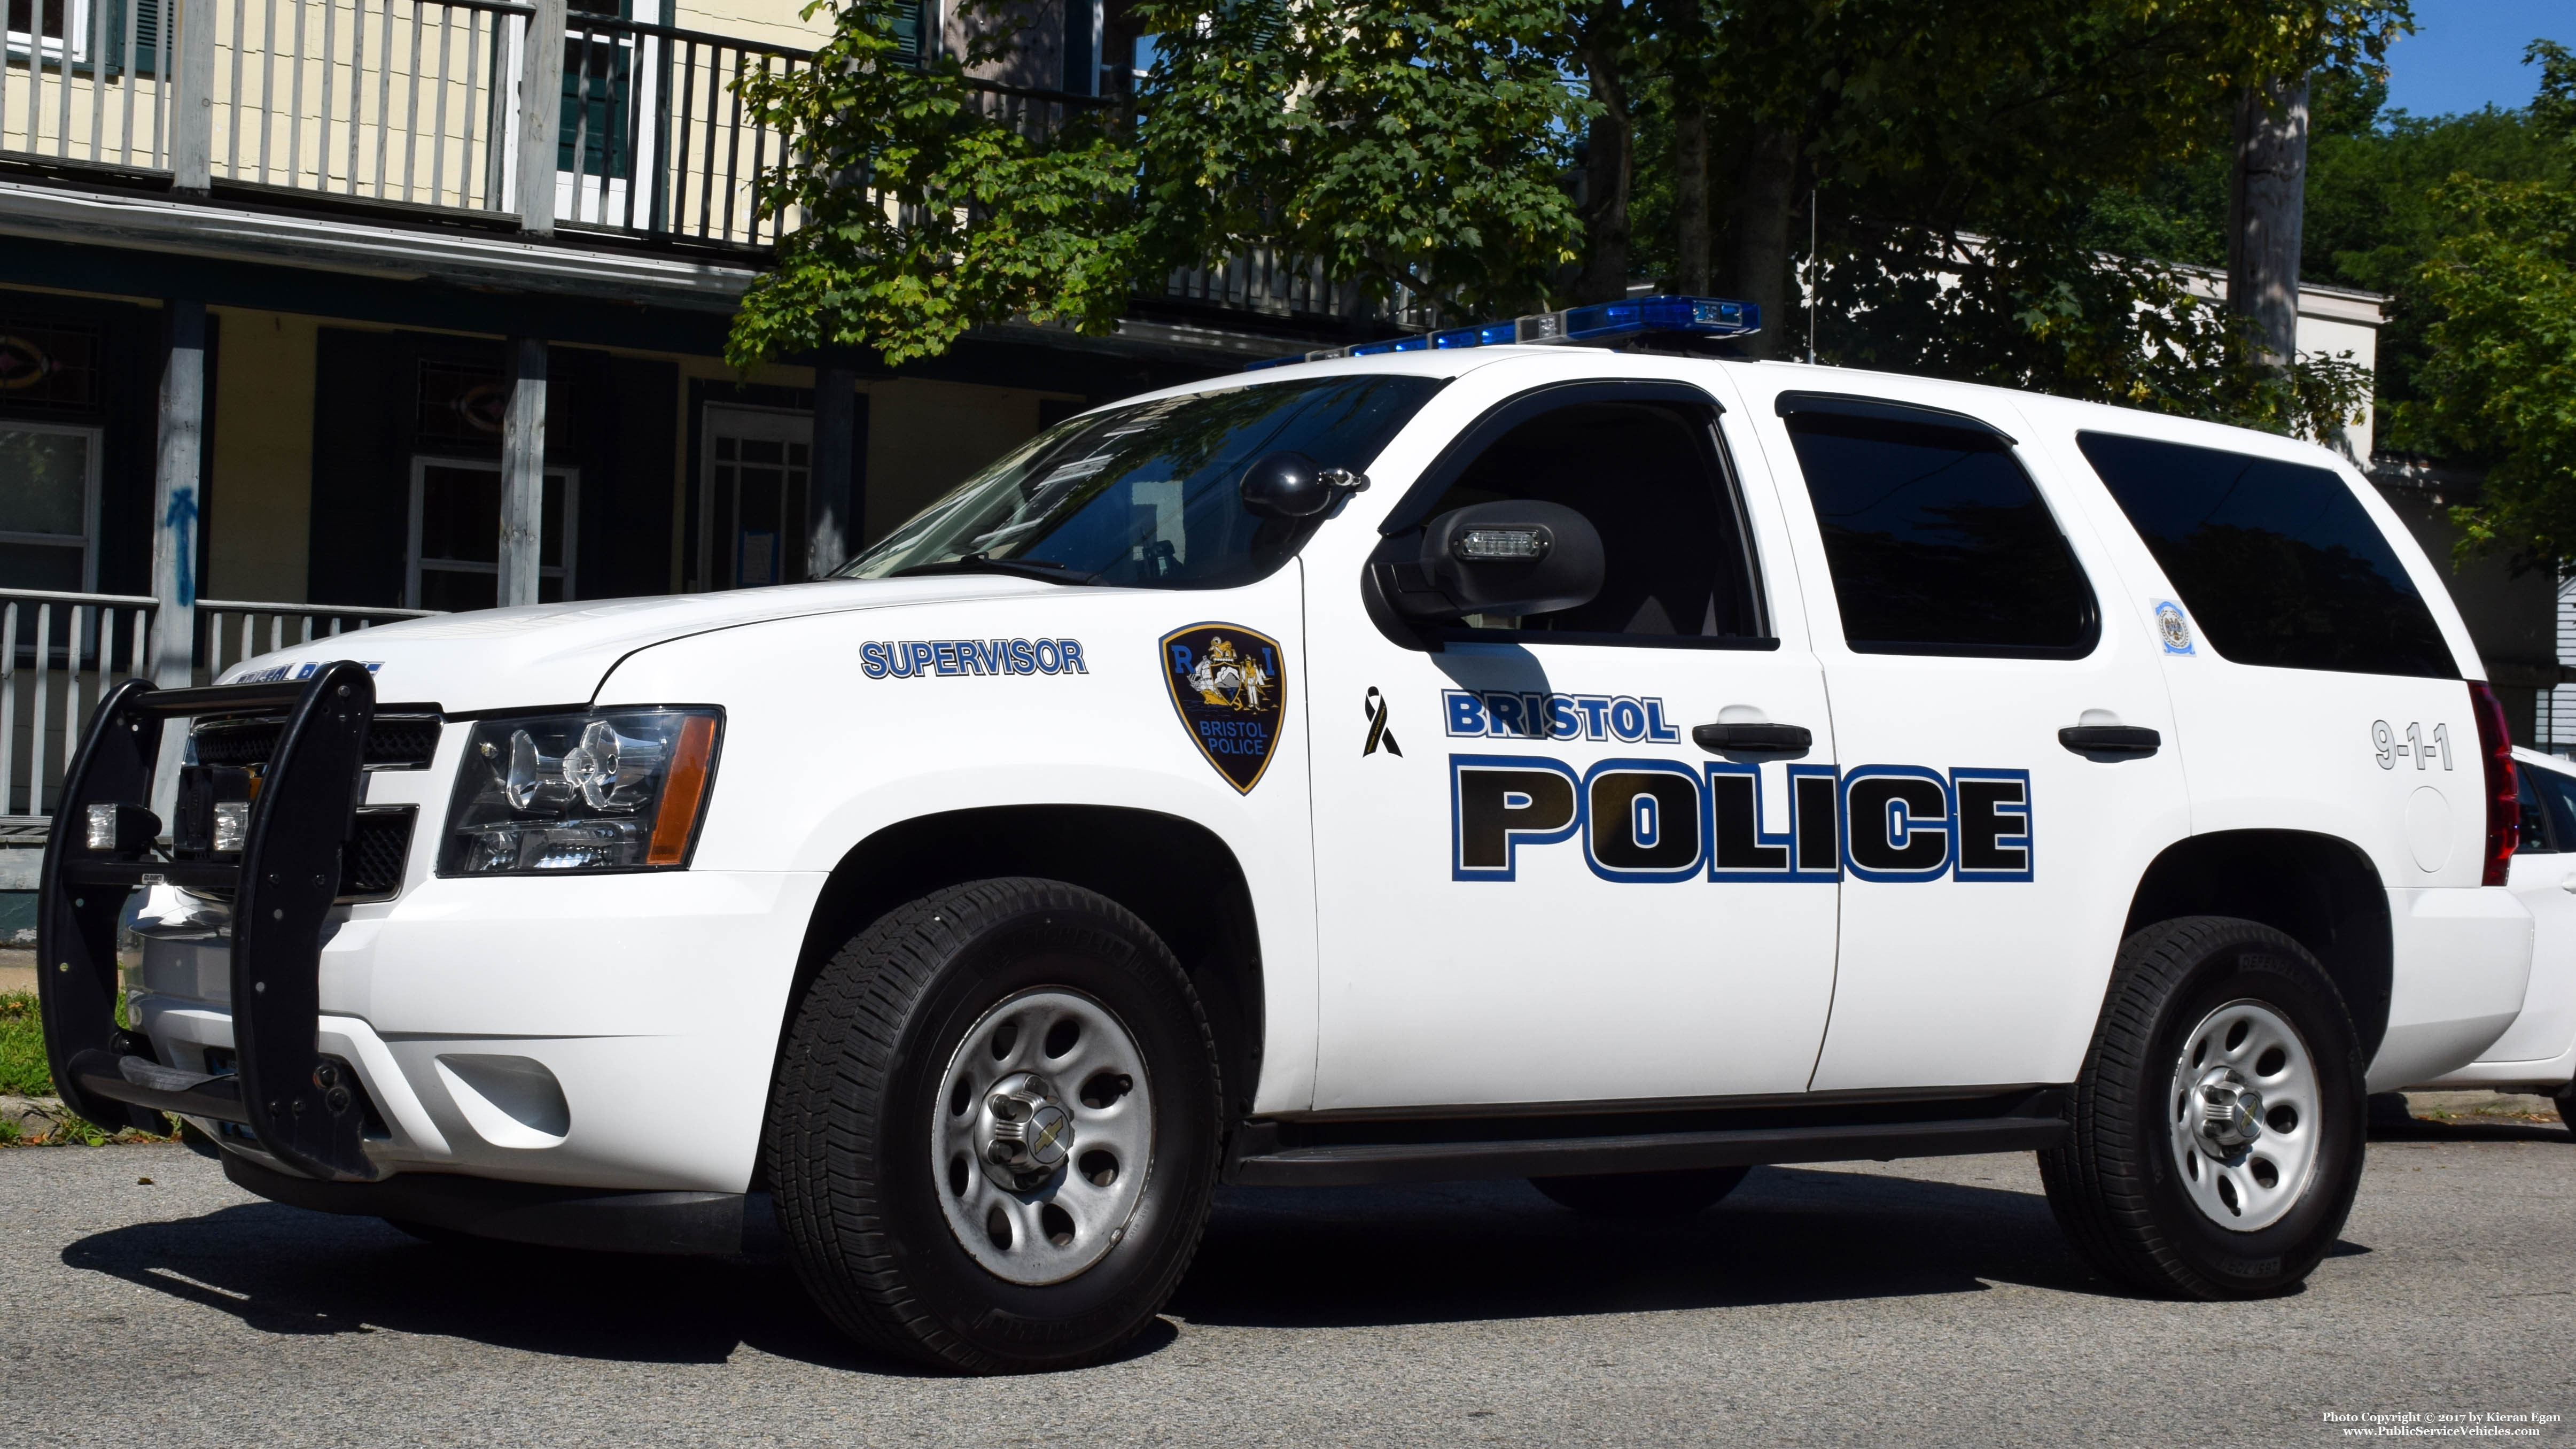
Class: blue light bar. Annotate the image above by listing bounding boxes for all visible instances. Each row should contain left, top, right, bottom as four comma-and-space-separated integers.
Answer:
1249, 295, 1761, 370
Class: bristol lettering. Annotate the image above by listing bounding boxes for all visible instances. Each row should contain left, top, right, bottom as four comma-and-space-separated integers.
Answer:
860, 638, 1087, 680
1443, 689, 1680, 744
1450, 754, 2031, 884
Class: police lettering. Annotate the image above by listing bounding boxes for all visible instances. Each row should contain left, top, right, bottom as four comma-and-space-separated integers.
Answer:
1449, 754, 2032, 885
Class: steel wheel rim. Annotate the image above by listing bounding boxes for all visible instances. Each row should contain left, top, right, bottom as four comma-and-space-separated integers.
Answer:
931, 986, 1155, 1285
2166, 997, 2322, 1233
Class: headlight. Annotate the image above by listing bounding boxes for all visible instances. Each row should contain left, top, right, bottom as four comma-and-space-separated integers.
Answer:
439, 708, 721, 875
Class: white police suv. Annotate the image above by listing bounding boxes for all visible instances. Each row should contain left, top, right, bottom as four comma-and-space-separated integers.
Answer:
40, 303, 2534, 1373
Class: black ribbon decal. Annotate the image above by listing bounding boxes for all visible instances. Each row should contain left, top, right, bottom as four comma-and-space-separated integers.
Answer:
1363, 687, 1402, 757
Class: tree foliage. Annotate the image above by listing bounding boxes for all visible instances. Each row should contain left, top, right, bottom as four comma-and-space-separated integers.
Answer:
727, 0, 1143, 368
2414, 42, 2576, 571
1130, 0, 1590, 324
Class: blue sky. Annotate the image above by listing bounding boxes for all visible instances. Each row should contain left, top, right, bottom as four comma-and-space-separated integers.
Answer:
2383, 0, 2571, 116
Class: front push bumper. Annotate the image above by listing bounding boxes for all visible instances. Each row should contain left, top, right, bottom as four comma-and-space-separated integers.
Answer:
38, 663, 388, 1182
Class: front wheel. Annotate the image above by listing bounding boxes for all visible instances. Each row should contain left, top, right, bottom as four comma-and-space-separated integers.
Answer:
2555, 1081, 2575, 1143
2040, 916, 2367, 1299
768, 878, 1222, 1374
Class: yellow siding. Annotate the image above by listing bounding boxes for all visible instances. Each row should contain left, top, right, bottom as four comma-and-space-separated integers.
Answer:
207, 309, 319, 603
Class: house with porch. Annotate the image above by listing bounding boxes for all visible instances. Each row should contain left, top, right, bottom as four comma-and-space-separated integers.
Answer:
1, 0, 2567, 942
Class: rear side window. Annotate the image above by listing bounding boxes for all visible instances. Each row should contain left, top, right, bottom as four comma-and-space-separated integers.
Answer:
2076, 432, 2455, 678
1780, 400, 2098, 657
2529, 765, 2576, 853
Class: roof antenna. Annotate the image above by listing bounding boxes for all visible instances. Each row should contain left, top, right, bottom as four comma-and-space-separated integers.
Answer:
1807, 188, 1819, 366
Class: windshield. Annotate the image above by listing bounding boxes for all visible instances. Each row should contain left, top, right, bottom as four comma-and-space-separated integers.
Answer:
839, 375, 1444, 589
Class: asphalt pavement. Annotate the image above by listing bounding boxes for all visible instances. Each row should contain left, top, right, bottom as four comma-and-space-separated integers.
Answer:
2, 1118, 2569, 1448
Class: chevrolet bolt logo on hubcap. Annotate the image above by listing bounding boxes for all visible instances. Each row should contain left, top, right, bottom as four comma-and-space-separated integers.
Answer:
979, 1072, 1076, 1188
2193, 1067, 2264, 1156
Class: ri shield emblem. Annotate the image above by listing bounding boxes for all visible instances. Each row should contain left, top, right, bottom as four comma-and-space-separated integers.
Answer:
1161, 624, 1287, 794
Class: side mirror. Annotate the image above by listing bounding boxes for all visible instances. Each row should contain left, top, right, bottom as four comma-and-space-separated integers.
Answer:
1240, 451, 1368, 520
1382, 500, 1605, 623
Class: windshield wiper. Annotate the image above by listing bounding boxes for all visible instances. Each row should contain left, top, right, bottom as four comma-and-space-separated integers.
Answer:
887, 554, 1098, 586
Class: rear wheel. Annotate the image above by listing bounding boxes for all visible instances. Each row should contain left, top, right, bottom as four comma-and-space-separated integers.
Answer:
1530, 1166, 1749, 1218
2040, 916, 2366, 1299
2556, 1082, 2575, 1143
768, 878, 1221, 1374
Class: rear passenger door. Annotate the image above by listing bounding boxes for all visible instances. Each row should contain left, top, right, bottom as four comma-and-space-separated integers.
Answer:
1745, 386, 2191, 1091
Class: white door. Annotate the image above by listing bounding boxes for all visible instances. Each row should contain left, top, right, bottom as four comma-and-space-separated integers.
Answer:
1307, 381, 1842, 1111
408, 457, 578, 609
2483, 763, 2576, 1067
1743, 383, 2190, 1092
699, 405, 812, 590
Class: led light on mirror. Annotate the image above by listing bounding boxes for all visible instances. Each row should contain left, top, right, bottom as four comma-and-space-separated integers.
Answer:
1457, 528, 1549, 561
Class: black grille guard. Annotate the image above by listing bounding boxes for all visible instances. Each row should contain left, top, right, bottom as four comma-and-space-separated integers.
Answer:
38, 663, 387, 1183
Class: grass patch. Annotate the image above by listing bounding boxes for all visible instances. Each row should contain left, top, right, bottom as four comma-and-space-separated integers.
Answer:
1, 991, 51, 1097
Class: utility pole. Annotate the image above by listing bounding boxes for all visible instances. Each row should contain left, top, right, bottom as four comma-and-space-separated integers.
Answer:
2227, 74, 2310, 369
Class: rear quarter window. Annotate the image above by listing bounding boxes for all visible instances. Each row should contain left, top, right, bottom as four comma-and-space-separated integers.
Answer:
2076, 432, 2455, 678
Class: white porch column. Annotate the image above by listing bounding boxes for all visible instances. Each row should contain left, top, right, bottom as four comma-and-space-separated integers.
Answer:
517, 0, 566, 235
498, 338, 548, 608
149, 300, 207, 825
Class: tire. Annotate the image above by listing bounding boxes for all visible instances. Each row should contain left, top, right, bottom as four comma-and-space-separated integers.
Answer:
767, 877, 1222, 1374
2040, 916, 2367, 1300
2555, 1082, 2575, 1143
1530, 1166, 1749, 1218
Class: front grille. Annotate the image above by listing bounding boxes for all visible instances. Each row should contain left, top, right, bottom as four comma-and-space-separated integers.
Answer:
193, 710, 442, 771
340, 808, 417, 901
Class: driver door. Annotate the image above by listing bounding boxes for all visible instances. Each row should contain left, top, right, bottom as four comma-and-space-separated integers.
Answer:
1304, 380, 1842, 1112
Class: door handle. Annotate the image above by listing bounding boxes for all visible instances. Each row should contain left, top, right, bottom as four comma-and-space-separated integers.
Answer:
2059, 725, 2161, 757
1693, 722, 1813, 755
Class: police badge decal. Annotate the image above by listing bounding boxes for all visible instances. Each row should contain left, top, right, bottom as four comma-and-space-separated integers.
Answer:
1160, 624, 1288, 794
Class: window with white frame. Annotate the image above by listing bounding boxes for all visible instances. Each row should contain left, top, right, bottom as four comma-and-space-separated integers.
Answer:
0, 421, 100, 593
408, 457, 578, 610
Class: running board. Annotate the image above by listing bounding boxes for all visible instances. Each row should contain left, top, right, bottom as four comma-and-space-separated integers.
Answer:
1226, 1087, 2069, 1188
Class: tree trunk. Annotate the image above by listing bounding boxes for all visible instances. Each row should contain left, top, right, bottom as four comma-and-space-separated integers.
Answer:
1723, 124, 1799, 359
1574, 28, 1632, 305
1674, 94, 1710, 295
2226, 74, 2309, 369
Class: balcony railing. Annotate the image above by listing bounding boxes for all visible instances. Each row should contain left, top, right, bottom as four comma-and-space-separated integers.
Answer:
1, 587, 439, 823
5, 2, 1412, 328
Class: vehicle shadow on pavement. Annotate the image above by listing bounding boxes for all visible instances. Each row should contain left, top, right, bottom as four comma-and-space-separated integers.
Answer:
1170, 1165, 2118, 1330
58, 1204, 900, 1374
2370, 1117, 2572, 1146
56, 1160, 2276, 1368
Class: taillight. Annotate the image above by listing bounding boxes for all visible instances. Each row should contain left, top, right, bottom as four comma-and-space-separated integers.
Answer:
2469, 680, 2518, 886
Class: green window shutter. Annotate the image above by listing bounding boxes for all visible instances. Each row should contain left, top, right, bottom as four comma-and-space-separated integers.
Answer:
103, 0, 163, 78
889, 0, 924, 67
558, 42, 634, 179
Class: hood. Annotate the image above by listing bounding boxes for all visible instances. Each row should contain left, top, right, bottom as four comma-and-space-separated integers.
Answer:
216, 575, 1052, 711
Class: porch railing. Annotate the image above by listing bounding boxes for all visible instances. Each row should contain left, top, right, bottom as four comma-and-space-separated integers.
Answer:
202, 0, 529, 212
1, 587, 440, 822
197, 596, 439, 677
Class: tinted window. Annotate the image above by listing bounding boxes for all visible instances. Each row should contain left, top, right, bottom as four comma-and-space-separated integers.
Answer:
844, 376, 1441, 590
1420, 400, 1764, 642
1783, 407, 2097, 656
2076, 432, 2455, 678
2517, 769, 2555, 853
2534, 765, 2576, 853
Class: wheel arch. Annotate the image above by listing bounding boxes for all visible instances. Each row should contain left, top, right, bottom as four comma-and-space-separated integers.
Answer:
771, 805, 1266, 1161
2122, 830, 2393, 1060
